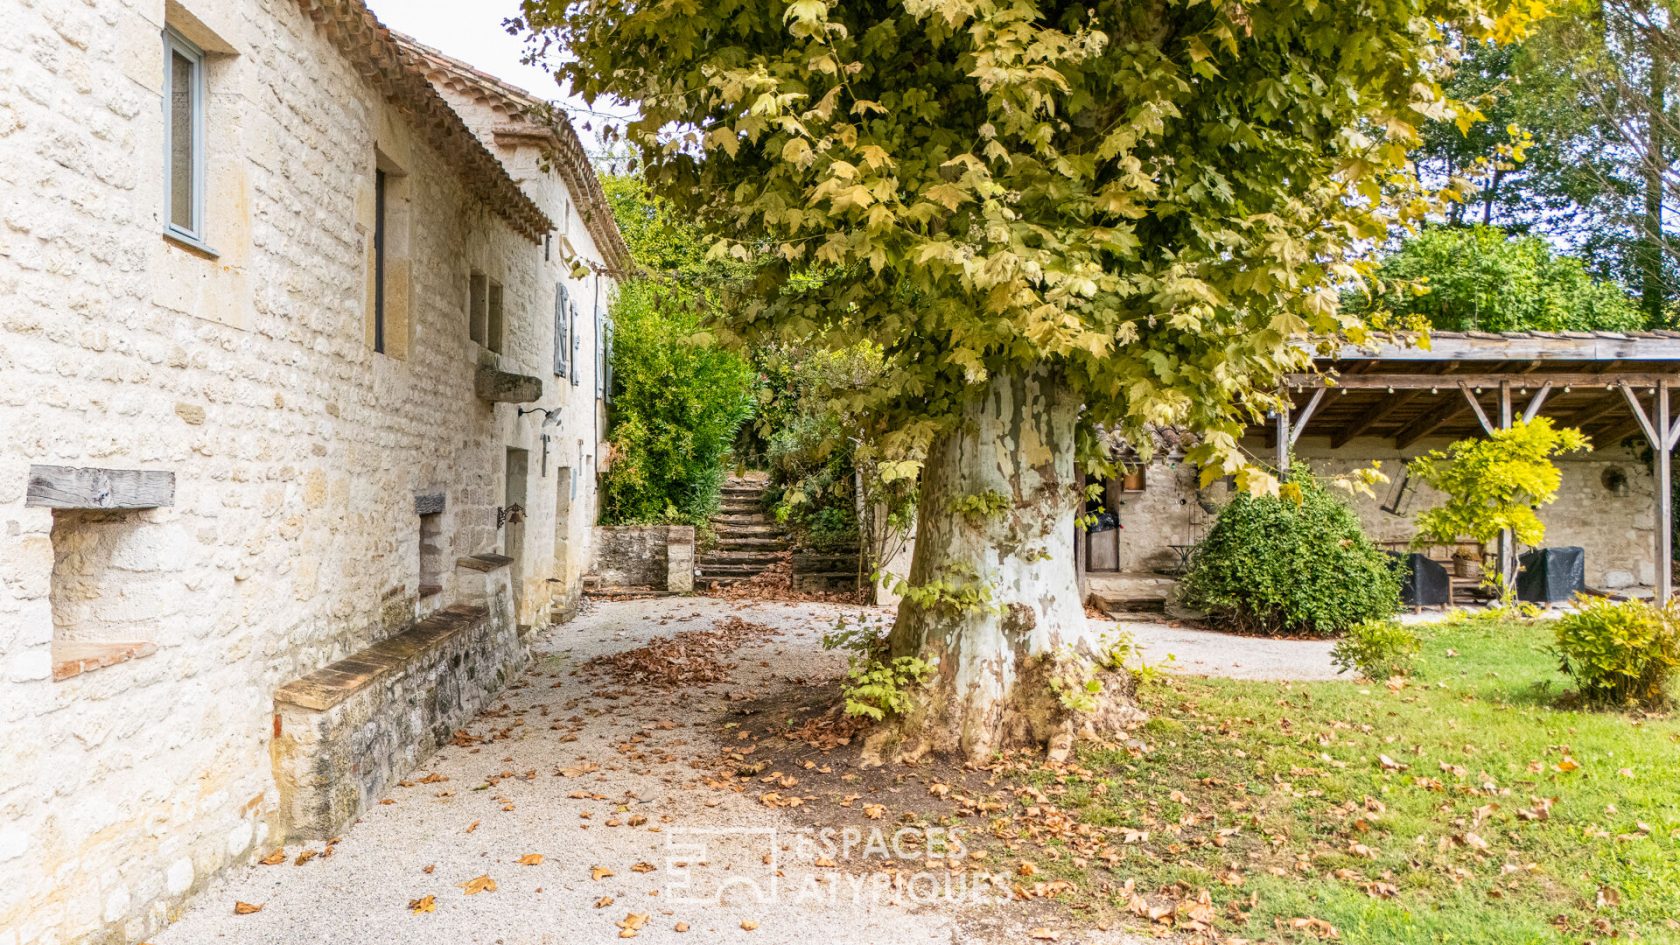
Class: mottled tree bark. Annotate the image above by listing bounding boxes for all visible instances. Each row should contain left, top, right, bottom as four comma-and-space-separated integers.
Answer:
870, 369, 1140, 764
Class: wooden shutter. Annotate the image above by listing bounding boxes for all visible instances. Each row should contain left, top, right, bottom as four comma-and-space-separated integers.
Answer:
554, 283, 569, 376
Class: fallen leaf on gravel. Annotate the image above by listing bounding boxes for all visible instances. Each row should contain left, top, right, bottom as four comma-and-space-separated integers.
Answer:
862, 803, 886, 820
465, 820, 481, 833
408, 895, 435, 914
560, 762, 601, 778
631, 862, 656, 873
233, 902, 263, 915
422, 864, 436, 874
592, 866, 616, 881
1028, 929, 1060, 940
259, 850, 286, 866
459, 875, 497, 895
618, 913, 650, 938
518, 854, 544, 866
294, 850, 318, 866
741, 919, 760, 931
674, 922, 690, 932
595, 896, 614, 908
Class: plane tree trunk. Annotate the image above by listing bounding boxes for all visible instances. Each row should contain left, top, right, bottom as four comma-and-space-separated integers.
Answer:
868, 369, 1141, 764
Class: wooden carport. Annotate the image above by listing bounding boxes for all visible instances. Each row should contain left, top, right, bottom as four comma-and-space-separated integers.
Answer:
1273, 331, 1680, 600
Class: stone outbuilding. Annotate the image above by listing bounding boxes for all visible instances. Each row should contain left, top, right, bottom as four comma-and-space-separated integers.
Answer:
0, 2, 627, 942
1079, 332, 1680, 608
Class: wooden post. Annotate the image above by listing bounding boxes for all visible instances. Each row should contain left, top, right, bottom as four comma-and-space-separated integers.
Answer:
1659, 383, 1673, 602
1498, 382, 1516, 586
1276, 401, 1291, 476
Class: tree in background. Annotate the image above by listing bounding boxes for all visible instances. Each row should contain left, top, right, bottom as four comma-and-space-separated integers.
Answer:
745, 342, 919, 593
1409, 3, 1680, 323
597, 177, 756, 528
1409, 417, 1592, 587
1351, 225, 1644, 331
520, 0, 1538, 761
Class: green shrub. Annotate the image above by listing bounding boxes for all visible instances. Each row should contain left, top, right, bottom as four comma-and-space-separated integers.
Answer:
597, 280, 755, 527
1554, 596, 1680, 708
1332, 619, 1422, 680
1178, 475, 1401, 637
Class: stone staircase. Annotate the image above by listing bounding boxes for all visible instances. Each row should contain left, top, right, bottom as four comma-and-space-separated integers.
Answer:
698, 475, 862, 593
698, 470, 866, 588
698, 476, 788, 587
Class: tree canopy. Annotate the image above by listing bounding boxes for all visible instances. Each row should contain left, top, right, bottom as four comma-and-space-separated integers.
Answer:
1351, 224, 1644, 332
520, 0, 1539, 488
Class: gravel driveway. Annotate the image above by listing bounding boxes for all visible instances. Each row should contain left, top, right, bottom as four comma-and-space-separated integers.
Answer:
154, 598, 1334, 945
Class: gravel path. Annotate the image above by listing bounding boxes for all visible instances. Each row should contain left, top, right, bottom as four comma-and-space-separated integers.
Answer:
1103, 617, 1343, 682
155, 599, 1336, 945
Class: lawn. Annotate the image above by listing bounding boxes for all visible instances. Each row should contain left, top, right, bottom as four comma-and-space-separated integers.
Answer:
1012, 616, 1680, 943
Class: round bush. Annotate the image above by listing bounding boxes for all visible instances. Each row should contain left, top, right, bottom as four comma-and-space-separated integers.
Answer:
1178, 477, 1401, 637
1555, 596, 1680, 708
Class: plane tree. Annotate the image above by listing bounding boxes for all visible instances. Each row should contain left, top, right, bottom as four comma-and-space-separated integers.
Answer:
518, 0, 1537, 761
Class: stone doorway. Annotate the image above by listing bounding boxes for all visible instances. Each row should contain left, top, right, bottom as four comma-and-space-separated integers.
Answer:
504, 447, 528, 614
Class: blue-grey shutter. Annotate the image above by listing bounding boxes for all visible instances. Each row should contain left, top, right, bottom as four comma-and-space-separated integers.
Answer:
554, 283, 569, 376
569, 302, 581, 388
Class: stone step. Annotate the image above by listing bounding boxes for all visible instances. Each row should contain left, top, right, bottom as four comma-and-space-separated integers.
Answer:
700, 561, 782, 573
711, 523, 781, 538
699, 563, 781, 575
701, 548, 784, 562
791, 572, 862, 592
714, 536, 788, 550
712, 514, 771, 526
699, 574, 763, 586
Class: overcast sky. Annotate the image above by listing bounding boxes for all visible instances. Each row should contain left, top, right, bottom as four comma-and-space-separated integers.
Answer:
365, 0, 633, 150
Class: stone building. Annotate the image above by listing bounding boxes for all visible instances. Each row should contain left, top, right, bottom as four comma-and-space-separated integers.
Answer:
0, 2, 628, 942
1080, 333, 1680, 606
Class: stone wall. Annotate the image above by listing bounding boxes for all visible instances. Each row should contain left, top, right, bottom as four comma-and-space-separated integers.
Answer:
0, 2, 613, 942
1288, 438, 1657, 590
1079, 438, 1657, 591
273, 583, 520, 839
591, 526, 697, 593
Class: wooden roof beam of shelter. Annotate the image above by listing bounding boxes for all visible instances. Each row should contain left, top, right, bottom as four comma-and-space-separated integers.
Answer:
1286, 371, 1679, 391
1394, 395, 1471, 450
1331, 390, 1416, 448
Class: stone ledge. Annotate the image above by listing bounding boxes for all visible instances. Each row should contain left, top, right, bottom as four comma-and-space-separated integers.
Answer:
272, 592, 522, 841
275, 605, 484, 711
474, 365, 542, 403
52, 641, 158, 681
456, 553, 513, 572
414, 492, 446, 515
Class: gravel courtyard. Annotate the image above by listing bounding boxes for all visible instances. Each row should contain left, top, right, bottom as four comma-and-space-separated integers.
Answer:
153, 598, 1338, 945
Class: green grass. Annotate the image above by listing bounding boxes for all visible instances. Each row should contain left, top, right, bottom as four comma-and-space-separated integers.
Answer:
1015, 617, 1680, 943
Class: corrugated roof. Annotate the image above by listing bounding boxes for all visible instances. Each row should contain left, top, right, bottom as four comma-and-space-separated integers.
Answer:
395, 34, 633, 275
293, 0, 552, 243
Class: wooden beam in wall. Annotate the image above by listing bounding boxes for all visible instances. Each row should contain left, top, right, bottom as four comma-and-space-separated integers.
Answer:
25, 466, 175, 510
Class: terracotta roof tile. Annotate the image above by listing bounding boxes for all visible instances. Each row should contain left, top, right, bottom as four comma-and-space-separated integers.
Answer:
394, 34, 633, 274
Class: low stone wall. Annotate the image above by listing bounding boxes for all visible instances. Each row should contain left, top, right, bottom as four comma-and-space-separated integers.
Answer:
591, 525, 695, 593
271, 586, 522, 840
